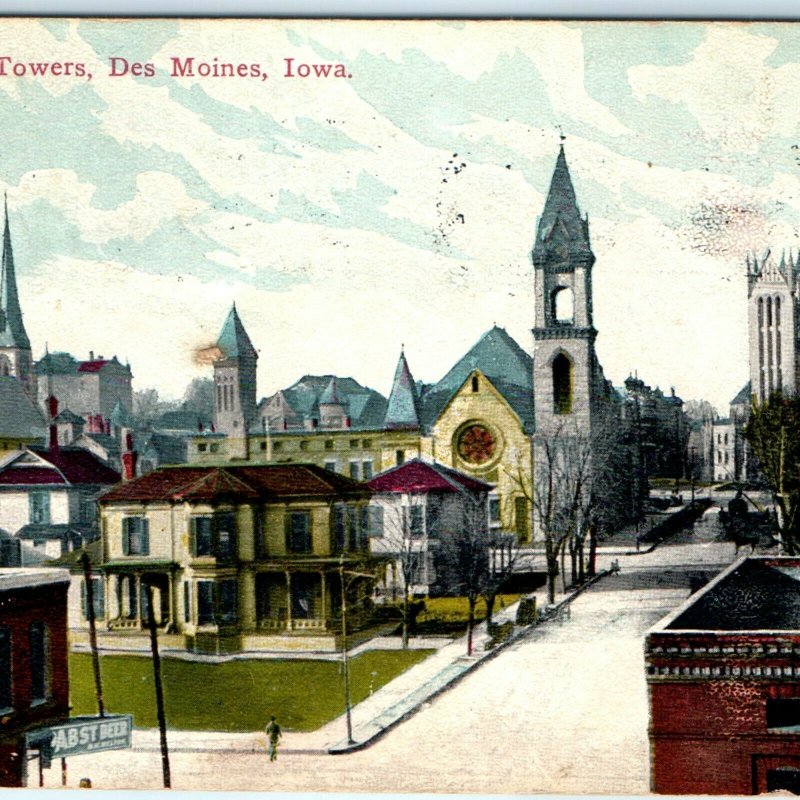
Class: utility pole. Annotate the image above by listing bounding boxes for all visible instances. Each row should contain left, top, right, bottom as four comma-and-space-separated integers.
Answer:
146, 584, 171, 789
80, 553, 105, 718
339, 554, 354, 744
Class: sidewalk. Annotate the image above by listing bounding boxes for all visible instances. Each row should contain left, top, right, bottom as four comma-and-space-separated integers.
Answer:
129, 574, 604, 757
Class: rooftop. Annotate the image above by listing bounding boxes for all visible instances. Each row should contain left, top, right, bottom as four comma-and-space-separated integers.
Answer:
367, 458, 493, 495
0, 567, 71, 592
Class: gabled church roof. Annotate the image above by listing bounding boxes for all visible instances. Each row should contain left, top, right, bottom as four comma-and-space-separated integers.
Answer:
419, 326, 534, 433
217, 304, 257, 360
0, 200, 30, 350
532, 145, 592, 263
384, 351, 420, 430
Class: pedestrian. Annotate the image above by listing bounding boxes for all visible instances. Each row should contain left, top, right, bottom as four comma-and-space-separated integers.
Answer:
265, 716, 282, 762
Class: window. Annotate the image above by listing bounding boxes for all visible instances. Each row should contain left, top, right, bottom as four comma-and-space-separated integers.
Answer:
254, 509, 266, 557
285, 511, 312, 553
324, 461, 337, 473
122, 517, 149, 556
192, 513, 237, 559
359, 506, 370, 550
332, 505, 346, 553
515, 496, 529, 541
0, 626, 11, 711
299, 440, 309, 451
349, 439, 359, 449
0, 539, 20, 567
198, 443, 207, 453
218, 580, 237, 624
332, 504, 367, 551
362, 461, 373, 480
272, 441, 283, 453
29, 622, 49, 704
489, 497, 501, 525
396, 450, 405, 466
80, 577, 105, 620
324, 440, 334, 451
349, 462, 361, 480
209, 443, 220, 454
183, 582, 191, 623
197, 581, 215, 626
409, 505, 424, 538
259, 441, 267, 451
767, 698, 800, 730
361, 439, 371, 448
552, 353, 573, 415
368, 505, 384, 538
79, 494, 96, 524
471, 375, 479, 393
552, 286, 575, 324
29, 491, 50, 524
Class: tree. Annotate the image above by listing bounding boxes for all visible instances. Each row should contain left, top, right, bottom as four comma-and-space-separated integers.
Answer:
744, 393, 800, 553
182, 377, 215, 415
436, 494, 491, 655
132, 388, 178, 428
481, 530, 520, 627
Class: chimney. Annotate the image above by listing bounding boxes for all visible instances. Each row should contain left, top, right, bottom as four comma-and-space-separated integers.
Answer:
47, 395, 58, 452
89, 350, 94, 361
346, 416, 351, 428
122, 431, 137, 480
104, 419, 110, 436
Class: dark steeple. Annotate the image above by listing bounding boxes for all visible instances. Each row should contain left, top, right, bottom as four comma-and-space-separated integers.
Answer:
384, 350, 420, 430
216, 303, 256, 361
532, 145, 593, 266
0, 197, 30, 349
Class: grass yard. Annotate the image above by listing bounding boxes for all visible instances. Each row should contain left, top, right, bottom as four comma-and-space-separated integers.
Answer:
69, 649, 432, 732
416, 594, 523, 625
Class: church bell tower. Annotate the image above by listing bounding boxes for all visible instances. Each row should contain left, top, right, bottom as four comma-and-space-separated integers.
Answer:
532, 145, 598, 439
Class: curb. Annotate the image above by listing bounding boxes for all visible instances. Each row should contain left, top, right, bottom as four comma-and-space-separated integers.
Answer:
328, 566, 618, 755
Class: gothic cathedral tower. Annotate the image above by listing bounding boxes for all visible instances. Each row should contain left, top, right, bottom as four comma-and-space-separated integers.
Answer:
532, 145, 599, 440
0, 199, 33, 397
213, 304, 258, 456
747, 250, 799, 404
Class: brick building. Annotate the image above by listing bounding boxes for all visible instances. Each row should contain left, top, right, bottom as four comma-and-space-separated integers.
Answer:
647, 556, 800, 794
0, 568, 70, 787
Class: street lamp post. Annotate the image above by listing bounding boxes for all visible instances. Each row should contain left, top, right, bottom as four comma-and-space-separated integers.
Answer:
339, 554, 354, 745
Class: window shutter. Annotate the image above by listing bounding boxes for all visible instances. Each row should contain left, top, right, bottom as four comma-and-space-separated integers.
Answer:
141, 519, 150, 555
284, 513, 292, 552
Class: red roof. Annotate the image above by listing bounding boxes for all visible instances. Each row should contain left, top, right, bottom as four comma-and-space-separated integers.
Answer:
0, 448, 120, 486
100, 463, 369, 504
367, 459, 492, 495
77, 360, 110, 373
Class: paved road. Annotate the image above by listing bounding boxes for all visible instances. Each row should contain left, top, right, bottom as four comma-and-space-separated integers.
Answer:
49, 527, 737, 793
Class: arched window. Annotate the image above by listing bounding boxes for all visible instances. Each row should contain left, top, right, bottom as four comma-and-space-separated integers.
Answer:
471, 375, 479, 393
551, 287, 575, 325
552, 353, 573, 415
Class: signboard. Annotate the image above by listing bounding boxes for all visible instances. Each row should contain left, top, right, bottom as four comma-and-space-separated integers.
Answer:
26, 715, 133, 759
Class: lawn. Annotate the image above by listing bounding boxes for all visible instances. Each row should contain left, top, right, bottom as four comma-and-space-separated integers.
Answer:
416, 593, 522, 624
69, 648, 432, 732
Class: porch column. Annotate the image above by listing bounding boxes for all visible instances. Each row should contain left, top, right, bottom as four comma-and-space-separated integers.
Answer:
134, 573, 142, 629
106, 574, 117, 622
320, 570, 327, 625
240, 568, 256, 630
167, 574, 175, 631
285, 570, 292, 631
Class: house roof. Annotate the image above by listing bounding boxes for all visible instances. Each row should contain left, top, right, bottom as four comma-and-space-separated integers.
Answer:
0, 567, 70, 592
664, 557, 800, 631
0, 447, 120, 486
0, 376, 46, 438
54, 408, 86, 425
100, 463, 369, 504
36, 352, 130, 377
217, 304, 257, 360
262, 375, 387, 431
367, 458, 493, 495
419, 326, 534, 432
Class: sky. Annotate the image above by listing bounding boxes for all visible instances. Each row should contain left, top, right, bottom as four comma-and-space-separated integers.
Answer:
2, 18, 799, 411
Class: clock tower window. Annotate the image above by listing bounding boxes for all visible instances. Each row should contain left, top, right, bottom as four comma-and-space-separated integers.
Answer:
551, 286, 574, 326
553, 353, 573, 415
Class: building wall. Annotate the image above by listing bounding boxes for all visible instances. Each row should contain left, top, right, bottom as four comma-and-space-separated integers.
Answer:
0, 578, 70, 787
0, 487, 71, 533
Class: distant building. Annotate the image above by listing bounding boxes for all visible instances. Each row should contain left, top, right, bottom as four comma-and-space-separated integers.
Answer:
0, 445, 120, 566
35, 351, 133, 424
0, 376, 45, 453
0, 568, 70, 787
94, 463, 382, 654
366, 458, 492, 597
647, 556, 800, 794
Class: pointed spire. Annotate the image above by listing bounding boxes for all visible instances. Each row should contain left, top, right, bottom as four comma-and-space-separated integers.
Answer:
0, 197, 30, 349
216, 303, 256, 360
532, 145, 592, 264
384, 350, 421, 430
319, 376, 341, 406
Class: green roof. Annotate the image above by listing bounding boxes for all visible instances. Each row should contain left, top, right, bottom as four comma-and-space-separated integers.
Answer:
419, 327, 534, 433
217, 304, 257, 360
384, 351, 420, 429
0, 203, 30, 350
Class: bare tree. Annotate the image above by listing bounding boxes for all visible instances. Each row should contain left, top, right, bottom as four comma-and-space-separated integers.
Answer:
481, 529, 521, 627
436, 494, 491, 655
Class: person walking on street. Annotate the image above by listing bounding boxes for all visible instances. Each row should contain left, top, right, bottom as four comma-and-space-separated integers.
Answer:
265, 716, 282, 762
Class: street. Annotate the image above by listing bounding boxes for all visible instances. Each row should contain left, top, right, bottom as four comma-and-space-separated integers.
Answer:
45, 514, 737, 793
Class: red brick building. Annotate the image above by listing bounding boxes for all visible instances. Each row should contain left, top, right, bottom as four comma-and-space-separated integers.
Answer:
0, 568, 70, 786
647, 556, 800, 794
